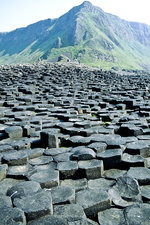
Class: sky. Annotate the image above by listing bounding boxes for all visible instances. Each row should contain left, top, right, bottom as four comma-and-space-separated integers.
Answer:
0, 0, 150, 32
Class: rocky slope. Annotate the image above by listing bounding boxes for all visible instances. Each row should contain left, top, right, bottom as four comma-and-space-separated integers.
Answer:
1, 1, 150, 70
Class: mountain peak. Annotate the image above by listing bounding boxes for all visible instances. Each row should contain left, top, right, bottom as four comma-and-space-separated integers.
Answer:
82, 1, 92, 6
79, 1, 103, 14
80, 1, 93, 9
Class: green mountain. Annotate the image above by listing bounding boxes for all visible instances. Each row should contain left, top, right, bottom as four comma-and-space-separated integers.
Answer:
1, 1, 150, 70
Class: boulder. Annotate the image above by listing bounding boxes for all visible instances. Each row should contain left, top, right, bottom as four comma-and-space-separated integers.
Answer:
14, 190, 53, 221
53, 203, 86, 219
5, 126, 23, 139
29, 170, 59, 188
109, 176, 141, 207
127, 167, 150, 185
78, 159, 104, 179
0, 195, 12, 208
71, 147, 96, 160
50, 186, 75, 204
0, 207, 26, 224
97, 149, 122, 169
98, 208, 125, 225
7, 181, 41, 200
3, 150, 28, 165
57, 161, 78, 179
40, 129, 60, 148
124, 203, 150, 225
76, 188, 111, 216
60, 178, 87, 192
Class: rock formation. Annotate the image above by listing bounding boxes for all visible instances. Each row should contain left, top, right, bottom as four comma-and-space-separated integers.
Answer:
0, 62, 150, 224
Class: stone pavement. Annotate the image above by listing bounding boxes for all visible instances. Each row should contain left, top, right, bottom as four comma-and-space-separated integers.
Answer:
0, 62, 150, 224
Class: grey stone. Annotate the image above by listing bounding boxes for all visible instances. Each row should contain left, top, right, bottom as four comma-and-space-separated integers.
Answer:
137, 135, 150, 140
0, 178, 24, 195
122, 136, 138, 143
14, 190, 53, 221
88, 142, 107, 153
3, 60, 150, 224
145, 157, 150, 168
116, 176, 140, 199
5, 126, 23, 139
3, 150, 28, 165
29, 155, 53, 165
50, 186, 75, 204
0, 144, 14, 153
71, 147, 96, 160
141, 185, 150, 202
119, 124, 143, 136
40, 129, 60, 148
63, 127, 83, 136
7, 181, 41, 200
28, 215, 67, 225
86, 218, 99, 225
103, 169, 127, 180
60, 178, 88, 192
121, 153, 145, 168
97, 149, 122, 169
11, 138, 31, 150
74, 121, 92, 128
88, 178, 115, 191
109, 176, 141, 207
124, 203, 150, 225
0, 207, 26, 225
44, 147, 70, 156
127, 167, 150, 185
76, 189, 111, 216
98, 113, 114, 122
0, 164, 8, 181
34, 162, 57, 171
23, 125, 35, 137
53, 204, 86, 219
57, 161, 78, 179
78, 159, 104, 179
29, 170, 59, 188
67, 135, 91, 146
27, 148, 44, 159
125, 141, 150, 157
57, 122, 74, 130
105, 136, 126, 148
0, 194, 12, 208
7, 164, 36, 179
90, 134, 108, 143
98, 208, 126, 225
53, 152, 72, 162
28, 215, 99, 225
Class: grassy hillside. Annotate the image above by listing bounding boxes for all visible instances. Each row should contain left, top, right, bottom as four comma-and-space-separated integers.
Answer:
0, 1, 150, 71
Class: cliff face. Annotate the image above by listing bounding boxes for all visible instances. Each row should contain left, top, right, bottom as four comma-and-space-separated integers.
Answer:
129, 22, 150, 46
0, 1, 150, 70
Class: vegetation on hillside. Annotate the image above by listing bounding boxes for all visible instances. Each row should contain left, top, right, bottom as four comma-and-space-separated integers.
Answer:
0, 1, 150, 70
